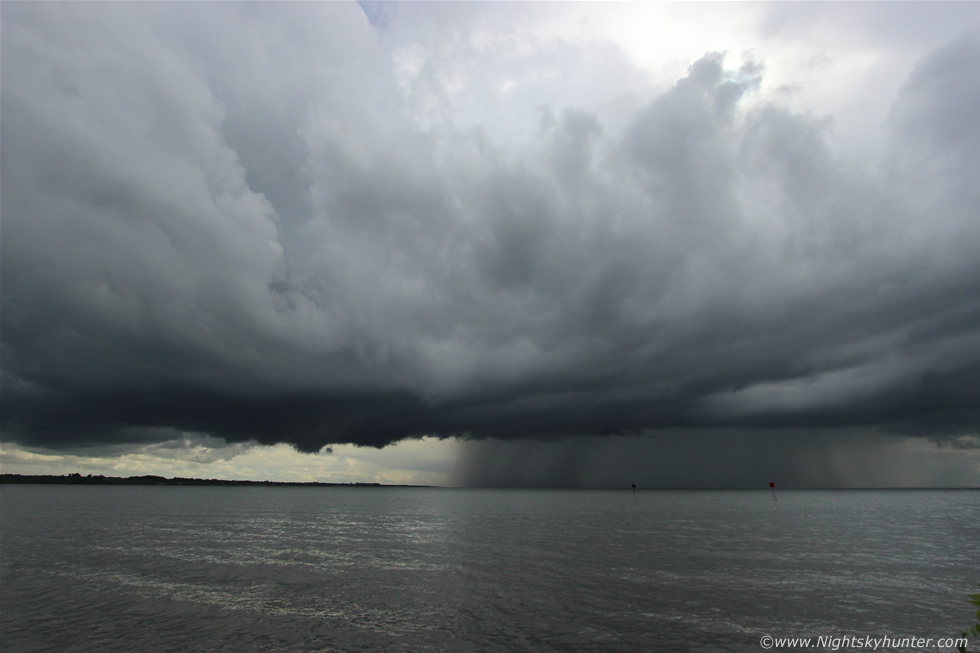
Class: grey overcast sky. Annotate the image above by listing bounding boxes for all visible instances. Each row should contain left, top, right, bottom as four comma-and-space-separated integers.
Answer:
2, 2, 979, 486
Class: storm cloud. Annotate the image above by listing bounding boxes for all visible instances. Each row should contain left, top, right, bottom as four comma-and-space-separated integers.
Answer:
2, 3, 979, 458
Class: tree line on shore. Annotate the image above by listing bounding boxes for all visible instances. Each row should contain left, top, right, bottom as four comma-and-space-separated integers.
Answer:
0, 473, 426, 487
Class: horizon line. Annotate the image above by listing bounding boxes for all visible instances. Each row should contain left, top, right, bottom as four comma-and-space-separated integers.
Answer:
2, 473, 978, 491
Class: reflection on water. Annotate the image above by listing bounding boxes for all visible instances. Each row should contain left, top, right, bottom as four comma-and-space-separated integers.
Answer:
1, 487, 978, 652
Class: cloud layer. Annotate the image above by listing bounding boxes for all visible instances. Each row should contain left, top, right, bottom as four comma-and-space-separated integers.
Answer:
2, 3, 979, 455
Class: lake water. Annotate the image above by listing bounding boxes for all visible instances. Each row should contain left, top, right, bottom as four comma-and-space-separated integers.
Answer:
1, 487, 978, 652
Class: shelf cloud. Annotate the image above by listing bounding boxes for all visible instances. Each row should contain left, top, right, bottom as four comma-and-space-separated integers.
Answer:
2, 3, 979, 468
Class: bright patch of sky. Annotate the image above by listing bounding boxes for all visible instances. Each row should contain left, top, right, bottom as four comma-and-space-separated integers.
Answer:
0, 437, 460, 487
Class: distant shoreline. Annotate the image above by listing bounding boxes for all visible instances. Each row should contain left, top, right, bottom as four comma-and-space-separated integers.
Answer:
1, 474, 977, 489
0, 473, 433, 488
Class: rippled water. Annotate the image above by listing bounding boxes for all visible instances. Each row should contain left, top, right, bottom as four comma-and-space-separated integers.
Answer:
1, 487, 977, 652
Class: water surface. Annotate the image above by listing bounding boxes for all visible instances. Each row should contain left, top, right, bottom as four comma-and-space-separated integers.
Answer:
2, 487, 977, 652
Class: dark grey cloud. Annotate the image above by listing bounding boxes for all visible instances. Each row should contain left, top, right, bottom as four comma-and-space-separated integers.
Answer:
2, 3, 979, 459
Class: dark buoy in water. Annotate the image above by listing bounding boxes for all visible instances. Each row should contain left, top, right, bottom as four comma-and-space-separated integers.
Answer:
632, 483, 636, 495
770, 482, 777, 502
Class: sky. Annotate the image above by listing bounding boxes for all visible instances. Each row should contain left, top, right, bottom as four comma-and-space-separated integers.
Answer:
2, 2, 979, 487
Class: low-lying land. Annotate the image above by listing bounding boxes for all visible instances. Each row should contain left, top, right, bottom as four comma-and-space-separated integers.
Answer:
0, 473, 430, 487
